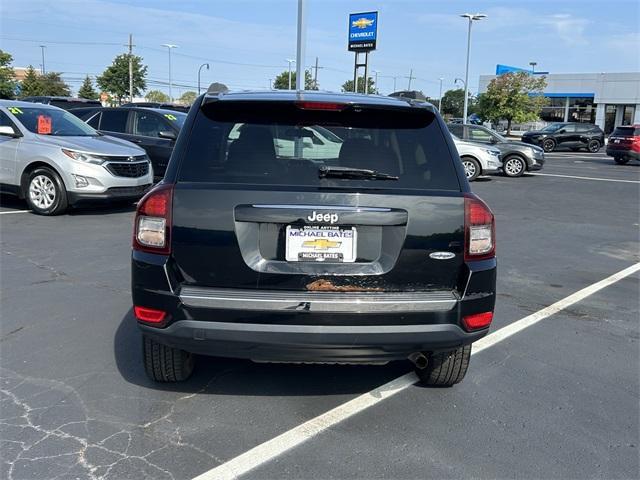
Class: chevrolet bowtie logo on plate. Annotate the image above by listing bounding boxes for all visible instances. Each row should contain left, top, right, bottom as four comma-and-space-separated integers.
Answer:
352, 17, 375, 29
302, 239, 342, 250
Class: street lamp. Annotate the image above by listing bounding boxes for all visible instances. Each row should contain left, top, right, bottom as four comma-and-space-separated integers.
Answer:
161, 44, 178, 102
39, 45, 46, 74
529, 61, 537, 73
198, 63, 210, 95
460, 13, 486, 123
438, 77, 444, 111
286, 58, 296, 90
373, 70, 380, 92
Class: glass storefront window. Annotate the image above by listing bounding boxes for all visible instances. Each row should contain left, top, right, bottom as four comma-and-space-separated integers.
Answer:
604, 105, 617, 134
568, 97, 595, 123
622, 105, 635, 126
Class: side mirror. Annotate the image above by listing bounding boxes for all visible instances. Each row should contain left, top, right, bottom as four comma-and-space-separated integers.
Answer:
158, 130, 177, 140
0, 125, 20, 137
489, 136, 498, 144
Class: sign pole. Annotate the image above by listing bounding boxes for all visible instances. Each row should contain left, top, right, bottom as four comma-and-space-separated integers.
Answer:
353, 53, 358, 93
363, 51, 369, 94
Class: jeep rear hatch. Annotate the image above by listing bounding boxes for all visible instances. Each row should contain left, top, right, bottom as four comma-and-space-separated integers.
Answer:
167, 99, 469, 293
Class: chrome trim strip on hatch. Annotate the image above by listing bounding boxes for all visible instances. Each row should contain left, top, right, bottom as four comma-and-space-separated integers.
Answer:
251, 204, 392, 212
179, 287, 457, 313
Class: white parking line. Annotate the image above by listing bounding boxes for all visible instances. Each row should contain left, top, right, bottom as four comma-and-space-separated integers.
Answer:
193, 262, 640, 480
529, 173, 640, 184
0, 210, 31, 215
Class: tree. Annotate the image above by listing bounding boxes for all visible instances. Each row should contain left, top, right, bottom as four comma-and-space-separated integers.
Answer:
77, 75, 99, 99
273, 70, 316, 90
0, 50, 17, 99
341, 76, 376, 94
97, 54, 147, 105
145, 90, 170, 103
178, 91, 197, 105
38, 72, 71, 96
19, 66, 42, 97
477, 71, 548, 135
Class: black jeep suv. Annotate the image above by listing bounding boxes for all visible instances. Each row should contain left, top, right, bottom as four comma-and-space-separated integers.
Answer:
521, 122, 604, 153
131, 91, 497, 386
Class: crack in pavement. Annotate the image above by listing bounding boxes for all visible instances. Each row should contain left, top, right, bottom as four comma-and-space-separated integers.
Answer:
1, 368, 229, 479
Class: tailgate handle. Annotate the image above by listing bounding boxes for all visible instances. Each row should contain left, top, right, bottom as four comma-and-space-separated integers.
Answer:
234, 205, 408, 226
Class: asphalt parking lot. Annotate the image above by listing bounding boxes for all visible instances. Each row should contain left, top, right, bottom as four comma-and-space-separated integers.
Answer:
1, 150, 638, 480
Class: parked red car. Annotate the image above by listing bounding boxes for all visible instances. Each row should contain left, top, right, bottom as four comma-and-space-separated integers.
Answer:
606, 125, 640, 164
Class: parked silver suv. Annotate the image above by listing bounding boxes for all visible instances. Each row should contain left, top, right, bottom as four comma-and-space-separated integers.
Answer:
0, 101, 153, 215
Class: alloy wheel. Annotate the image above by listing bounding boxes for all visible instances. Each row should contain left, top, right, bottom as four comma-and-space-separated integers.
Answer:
504, 157, 524, 176
462, 160, 476, 179
29, 175, 56, 210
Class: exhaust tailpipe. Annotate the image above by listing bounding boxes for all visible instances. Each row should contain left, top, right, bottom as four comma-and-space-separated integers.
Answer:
409, 352, 429, 370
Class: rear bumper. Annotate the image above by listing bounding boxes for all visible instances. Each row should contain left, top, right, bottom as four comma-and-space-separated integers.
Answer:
606, 147, 639, 160
139, 320, 487, 363
132, 251, 496, 362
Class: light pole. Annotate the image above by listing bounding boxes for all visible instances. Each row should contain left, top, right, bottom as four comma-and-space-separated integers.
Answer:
161, 44, 178, 102
392, 76, 397, 92
198, 63, 210, 95
295, 0, 307, 91
438, 77, 444, 111
373, 70, 380, 93
286, 59, 296, 90
39, 45, 46, 74
460, 13, 486, 123
529, 61, 537, 73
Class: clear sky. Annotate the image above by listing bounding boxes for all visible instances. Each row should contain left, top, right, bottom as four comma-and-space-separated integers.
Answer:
1, 0, 639, 98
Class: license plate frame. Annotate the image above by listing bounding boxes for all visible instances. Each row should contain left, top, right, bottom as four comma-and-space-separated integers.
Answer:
285, 225, 357, 263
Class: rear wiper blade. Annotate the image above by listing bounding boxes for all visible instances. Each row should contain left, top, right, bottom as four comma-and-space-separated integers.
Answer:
318, 165, 399, 181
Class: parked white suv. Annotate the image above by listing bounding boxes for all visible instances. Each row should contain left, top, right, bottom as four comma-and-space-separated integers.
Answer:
0, 100, 153, 215
452, 136, 502, 181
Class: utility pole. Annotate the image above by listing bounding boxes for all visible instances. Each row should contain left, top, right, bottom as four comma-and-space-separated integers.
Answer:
286, 59, 295, 90
268, 78, 272, 90
373, 70, 380, 93
128, 34, 134, 103
393, 76, 397, 92
438, 77, 444, 111
39, 45, 46, 74
406, 69, 414, 90
295, 0, 307, 91
312, 56, 321, 89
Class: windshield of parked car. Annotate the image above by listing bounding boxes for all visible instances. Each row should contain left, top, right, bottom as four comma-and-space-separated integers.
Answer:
8, 106, 98, 136
178, 101, 461, 191
541, 124, 564, 133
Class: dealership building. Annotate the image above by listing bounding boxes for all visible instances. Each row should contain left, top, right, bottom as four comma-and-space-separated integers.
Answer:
479, 66, 640, 134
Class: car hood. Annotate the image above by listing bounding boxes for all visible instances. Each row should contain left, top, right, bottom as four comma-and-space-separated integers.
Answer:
30, 134, 146, 156
499, 140, 543, 152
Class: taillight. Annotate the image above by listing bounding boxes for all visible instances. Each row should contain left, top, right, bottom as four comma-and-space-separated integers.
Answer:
632, 136, 640, 152
463, 311, 493, 331
464, 194, 495, 261
134, 306, 167, 324
133, 184, 173, 255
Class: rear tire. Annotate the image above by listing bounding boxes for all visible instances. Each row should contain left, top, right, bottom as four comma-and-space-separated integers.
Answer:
614, 156, 630, 165
25, 167, 68, 215
461, 157, 481, 182
415, 345, 471, 387
143, 335, 194, 382
542, 138, 556, 153
587, 139, 601, 153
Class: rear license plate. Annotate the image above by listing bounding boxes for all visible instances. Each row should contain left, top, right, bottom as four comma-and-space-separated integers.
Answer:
285, 225, 357, 262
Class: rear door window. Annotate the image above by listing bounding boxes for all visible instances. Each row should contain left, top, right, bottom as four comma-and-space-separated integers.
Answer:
468, 127, 494, 143
447, 124, 463, 137
99, 110, 129, 133
178, 101, 460, 191
87, 112, 101, 129
133, 111, 170, 137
